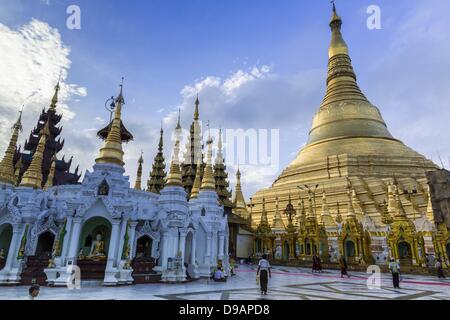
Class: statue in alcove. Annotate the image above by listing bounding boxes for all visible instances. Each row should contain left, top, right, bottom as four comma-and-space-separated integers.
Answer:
98, 179, 110, 196
88, 233, 106, 260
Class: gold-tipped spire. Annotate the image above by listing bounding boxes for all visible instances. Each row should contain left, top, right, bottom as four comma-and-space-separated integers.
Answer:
190, 159, 202, 199
44, 154, 57, 189
0, 111, 23, 185
328, 1, 348, 58
95, 79, 125, 167
272, 195, 286, 231
200, 126, 215, 191
176, 108, 182, 130
134, 153, 144, 190
49, 80, 61, 111
194, 94, 200, 121
346, 182, 356, 218
166, 130, 183, 187
20, 120, 51, 188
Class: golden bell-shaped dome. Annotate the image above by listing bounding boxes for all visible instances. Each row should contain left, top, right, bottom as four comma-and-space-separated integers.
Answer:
285, 4, 433, 173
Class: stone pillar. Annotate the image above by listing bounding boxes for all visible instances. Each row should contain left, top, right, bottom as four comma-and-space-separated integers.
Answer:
128, 221, 138, 258
116, 217, 129, 263
67, 218, 82, 262
106, 220, 121, 269
3, 224, 23, 271
218, 234, 225, 260
179, 230, 187, 265
160, 230, 169, 269
206, 233, 212, 264
191, 232, 197, 265
59, 215, 73, 261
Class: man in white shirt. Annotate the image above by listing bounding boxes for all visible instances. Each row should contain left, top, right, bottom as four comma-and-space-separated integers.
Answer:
257, 254, 272, 295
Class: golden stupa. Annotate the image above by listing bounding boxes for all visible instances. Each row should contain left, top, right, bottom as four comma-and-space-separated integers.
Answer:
251, 5, 438, 231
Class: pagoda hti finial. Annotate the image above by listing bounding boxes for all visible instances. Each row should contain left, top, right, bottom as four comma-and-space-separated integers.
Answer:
176, 108, 182, 130
44, 153, 57, 189
134, 152, 144, 190
0, 111, 23, 185
147, 127, 166, 194
194, 94, 200, 121
49, 79, 61, 111
20, 120, 51, 188
95, 79, 126, 167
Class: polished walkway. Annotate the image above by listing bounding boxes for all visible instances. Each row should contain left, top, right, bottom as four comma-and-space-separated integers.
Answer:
1, 265, 449, 300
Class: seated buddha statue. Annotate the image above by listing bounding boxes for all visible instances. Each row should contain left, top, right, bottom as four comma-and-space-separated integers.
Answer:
88, 233, 106, 260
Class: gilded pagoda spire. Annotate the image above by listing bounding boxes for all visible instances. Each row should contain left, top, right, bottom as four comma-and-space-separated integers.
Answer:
232, 165, 248, 216
147, 127, 166, 193
134, 153, 144, 190
200, 128, 215, 191
346, 183, 356, 218
279, 3, 433, 174
214, 127, 233, 210
259, 196, 270, 227
190, 159, 202, 200
166, 130, 182, 187
95, 80, 125, 167
44, 154, 57, 189
20, 120, 51, 188
49, 80, 61, 111
271, 195, 286, 231
0, 111, 23, 185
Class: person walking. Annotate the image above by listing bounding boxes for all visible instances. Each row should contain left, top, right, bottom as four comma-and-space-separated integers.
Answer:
317, 255, 323, 273
389, 258, 401, 289
339, 256, 350, 278
312, 255, 318, 273
436, 258, 446, 279
256, 254, 272, 295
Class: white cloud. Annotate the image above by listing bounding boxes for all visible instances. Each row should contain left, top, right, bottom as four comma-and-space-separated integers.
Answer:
0, 18, 86, 169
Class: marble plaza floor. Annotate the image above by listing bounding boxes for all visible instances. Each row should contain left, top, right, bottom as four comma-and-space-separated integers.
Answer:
0, 265, 449, 300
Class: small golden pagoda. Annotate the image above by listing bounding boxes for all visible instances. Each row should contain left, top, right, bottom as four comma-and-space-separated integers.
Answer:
254, 197, 275, 257
20, 120, 51, 189
280, 196, 297, 260
338, 184, 373, 264
0, 111, 23, 185
297, 196, 329, 261
386, 190, 425, 266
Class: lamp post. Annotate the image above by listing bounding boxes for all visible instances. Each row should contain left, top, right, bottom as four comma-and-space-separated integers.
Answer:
104, 96, 116, 122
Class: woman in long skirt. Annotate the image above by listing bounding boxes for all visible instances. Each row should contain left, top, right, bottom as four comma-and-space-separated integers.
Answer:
436, 259, 446, 279
339, 256, 350, 278
257, 254, 272, 295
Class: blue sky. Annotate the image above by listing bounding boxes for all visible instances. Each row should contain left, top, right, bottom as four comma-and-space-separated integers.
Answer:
0, 0, 449, 198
